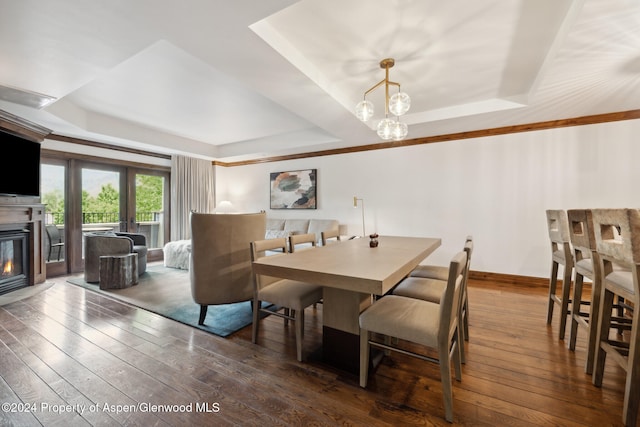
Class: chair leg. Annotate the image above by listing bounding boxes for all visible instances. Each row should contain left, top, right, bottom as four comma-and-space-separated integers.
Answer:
558, 264, 572, 340
252, 297, 261, 344
547, 261, 559, 324
383, 335, 392, 356
198, 305, 208, 325
617, 296, 625, 323
458, 314, 466, 365
359, 330, 370, 388
463, 297, 469, 342
284, 308, 290, 326
439, 345, 454, 423
617, 296, 626, 335
622, 309, 639, 427
593, 288, 614, 387
453, 329, 462, 380
295, 308, 304, 362
585, 277, 601, 375
569, 273, 584, 351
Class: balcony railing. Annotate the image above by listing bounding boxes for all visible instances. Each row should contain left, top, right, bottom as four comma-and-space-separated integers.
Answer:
44, 211, 165, 253
46, 211, 162, 225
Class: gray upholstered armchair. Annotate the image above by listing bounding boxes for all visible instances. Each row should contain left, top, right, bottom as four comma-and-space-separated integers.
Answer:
84, 232, 148, 283
189, 211, 266, 325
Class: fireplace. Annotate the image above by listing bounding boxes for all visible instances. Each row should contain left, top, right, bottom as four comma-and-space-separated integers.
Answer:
0, 203, 46, 289
0, 228, 29, 294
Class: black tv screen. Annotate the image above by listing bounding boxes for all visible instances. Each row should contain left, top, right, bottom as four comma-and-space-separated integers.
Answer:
0, 130, 41, 197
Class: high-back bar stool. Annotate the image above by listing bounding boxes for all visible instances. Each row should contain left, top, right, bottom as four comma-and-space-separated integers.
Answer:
567, 209, 601, 373
568, 209, 628, 373
546, 209, 575, 340
591, 208, 639, 427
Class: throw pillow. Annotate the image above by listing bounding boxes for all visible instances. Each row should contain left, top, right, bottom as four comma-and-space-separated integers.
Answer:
265, 229, 292, 239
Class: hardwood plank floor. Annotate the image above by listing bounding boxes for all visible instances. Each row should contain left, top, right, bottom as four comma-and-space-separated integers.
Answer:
0, 269, 633, 426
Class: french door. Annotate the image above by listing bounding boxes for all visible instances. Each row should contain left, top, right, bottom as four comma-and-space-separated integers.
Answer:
41, 157, 169, 277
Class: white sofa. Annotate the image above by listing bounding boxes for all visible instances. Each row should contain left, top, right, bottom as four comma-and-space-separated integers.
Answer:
265, 218, 339, 246
164, 217, 339, 269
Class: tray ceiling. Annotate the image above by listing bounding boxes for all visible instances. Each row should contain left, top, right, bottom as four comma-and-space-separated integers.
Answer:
1, 0, 639, 161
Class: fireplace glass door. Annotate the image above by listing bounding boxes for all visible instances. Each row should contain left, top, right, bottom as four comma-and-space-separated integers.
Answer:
0, 230, 28, 294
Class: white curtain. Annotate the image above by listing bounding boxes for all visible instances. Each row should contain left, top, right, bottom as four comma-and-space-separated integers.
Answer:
170, 155, 215, 240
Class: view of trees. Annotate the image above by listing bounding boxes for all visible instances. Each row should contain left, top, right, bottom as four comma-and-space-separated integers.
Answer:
42, 175, 163, 225
135, 174, 164, 218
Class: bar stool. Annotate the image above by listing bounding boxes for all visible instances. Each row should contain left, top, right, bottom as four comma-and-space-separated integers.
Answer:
545, 209, 574, 340
567, 209, 601, 373
568, 209, 628, 373
591, 208, 639, 427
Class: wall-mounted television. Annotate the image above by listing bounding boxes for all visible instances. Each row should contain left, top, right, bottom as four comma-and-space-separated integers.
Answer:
0, 130, 41, 197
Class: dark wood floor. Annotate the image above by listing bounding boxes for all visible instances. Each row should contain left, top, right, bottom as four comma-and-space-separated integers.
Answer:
0, 269, 633, 426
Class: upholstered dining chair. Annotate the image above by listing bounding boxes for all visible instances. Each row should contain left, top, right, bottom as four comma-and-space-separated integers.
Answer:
250, 237, 323, 362
359, 250, 467, 423
409, 235, 473, 280
407, 236, 473, 334
288, 233, 317, 253
591, 208, 639, 427
288, 232, 322, 308
392, 238, 473, 363
321, 229, 341, 246
545, 209, 574, 340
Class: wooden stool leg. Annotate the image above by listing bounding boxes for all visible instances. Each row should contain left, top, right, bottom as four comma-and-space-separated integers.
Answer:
558, 264, 572, 340
585, 277, 602, 375
547, 261, 559, 324
623, 309, 639, 427
593, 288, 614, 387
569, 272, 584, 351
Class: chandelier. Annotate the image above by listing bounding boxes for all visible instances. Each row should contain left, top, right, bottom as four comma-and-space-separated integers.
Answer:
355, 58, 410, 141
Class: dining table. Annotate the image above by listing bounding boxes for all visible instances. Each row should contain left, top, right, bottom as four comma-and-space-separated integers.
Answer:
251, 234, 442, 373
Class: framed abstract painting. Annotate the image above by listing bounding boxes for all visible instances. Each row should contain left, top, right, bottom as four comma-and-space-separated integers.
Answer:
270, 169, 317, 209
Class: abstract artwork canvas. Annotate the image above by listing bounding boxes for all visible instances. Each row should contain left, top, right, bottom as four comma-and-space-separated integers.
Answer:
270, 169, 317, 209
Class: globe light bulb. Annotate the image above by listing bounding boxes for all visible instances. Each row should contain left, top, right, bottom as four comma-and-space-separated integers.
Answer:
355, 100, 374, 122
377, 118, 396, 140
391, 121, 408, 141
389, 92, 411, 116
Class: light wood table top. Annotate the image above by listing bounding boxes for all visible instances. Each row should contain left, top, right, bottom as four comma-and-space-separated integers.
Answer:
252, 235, 441, 295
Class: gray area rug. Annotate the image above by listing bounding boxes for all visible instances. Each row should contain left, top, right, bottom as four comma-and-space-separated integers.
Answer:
67, 265, 268, 337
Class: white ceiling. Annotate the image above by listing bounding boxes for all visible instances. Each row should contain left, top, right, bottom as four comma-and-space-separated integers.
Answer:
1, 0, 639, 162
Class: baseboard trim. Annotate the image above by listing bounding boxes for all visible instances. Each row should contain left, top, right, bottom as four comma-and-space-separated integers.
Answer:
469, 270, 548, 288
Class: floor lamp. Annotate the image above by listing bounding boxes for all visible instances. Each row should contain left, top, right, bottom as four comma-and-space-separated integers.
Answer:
353, 196, 365, 237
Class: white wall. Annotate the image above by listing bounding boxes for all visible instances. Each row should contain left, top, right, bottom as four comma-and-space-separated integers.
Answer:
215, 119, 640, 279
